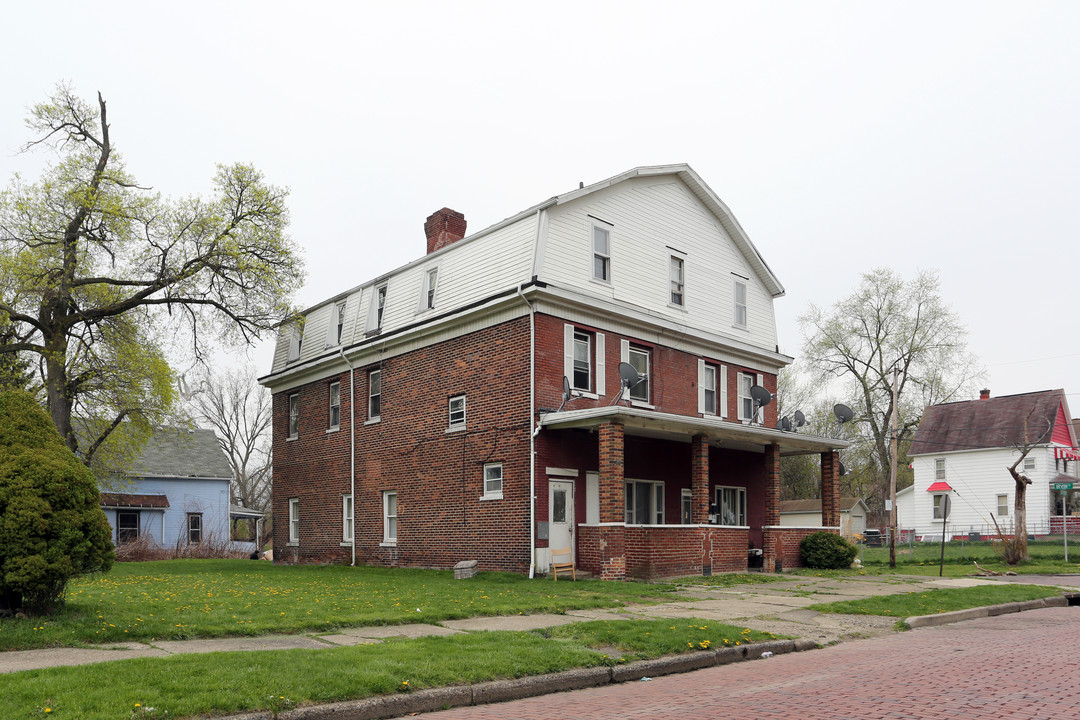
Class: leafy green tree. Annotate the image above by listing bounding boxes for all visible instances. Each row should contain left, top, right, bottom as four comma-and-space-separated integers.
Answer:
0, 84, 304, 464
0, 389, 114, 615
799, 269, 980, 516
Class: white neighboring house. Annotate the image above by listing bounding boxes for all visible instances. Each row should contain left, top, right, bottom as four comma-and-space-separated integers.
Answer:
905, 389, 1080, 541
778, 498, 869, 539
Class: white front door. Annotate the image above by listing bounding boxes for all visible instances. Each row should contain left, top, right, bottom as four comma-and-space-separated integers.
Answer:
549, 480, 575, 559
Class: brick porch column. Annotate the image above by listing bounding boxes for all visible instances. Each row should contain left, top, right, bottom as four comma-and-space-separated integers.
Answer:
821, 451, 840, 528
763, 443, 781, 572
596, 422, 626, 580
598, 422, 625, 523
691, 434, 709, 523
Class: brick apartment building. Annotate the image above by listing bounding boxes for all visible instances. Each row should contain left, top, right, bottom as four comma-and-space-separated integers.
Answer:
260, 164, 847, 580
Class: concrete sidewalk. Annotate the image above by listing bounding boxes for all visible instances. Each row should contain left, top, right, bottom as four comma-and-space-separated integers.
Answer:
0, 573, 1060, 675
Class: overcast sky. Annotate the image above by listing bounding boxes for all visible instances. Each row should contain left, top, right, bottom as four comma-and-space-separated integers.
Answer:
3, 1, 1078, 407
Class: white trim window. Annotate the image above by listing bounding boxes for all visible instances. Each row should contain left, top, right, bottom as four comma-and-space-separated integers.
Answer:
935, 458, 946, 480
383, 491, 397, 543
625, 480, 665, 525
681, 488, 693, 524
342, 494, 354, 543
1023, 457, 1036, 473
573, 331, 591, 392
591, 221, 611, 283
288, 393, 299, 439
367, 284, 388, 332
327, 301, 346, 346
423, 268, 439, 310
448, 395, 466, 430
483, 462, 503, 500
932, 493, 950, 520
117, 510, 139, 544
733, 278, 747, 329
627, 346, 650, 403
288, 323, 303, 362
288, 498, 300, 544
698, 360, 717, 415
670, 256, 685, 306
368, 369, 382, 421
329, 381, 341, 430
737, 373, 754, 421
997, 494, 1009, 517
715, 486, 747, 526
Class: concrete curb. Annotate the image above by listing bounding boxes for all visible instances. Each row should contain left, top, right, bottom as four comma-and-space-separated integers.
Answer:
225, 638, 814, 720
905, 595, 1067, 629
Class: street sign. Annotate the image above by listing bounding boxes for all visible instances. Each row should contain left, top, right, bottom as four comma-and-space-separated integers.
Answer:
1053, 483, 1074, 490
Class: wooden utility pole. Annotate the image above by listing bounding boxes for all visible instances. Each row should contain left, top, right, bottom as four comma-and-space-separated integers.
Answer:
889, 367, 899, 569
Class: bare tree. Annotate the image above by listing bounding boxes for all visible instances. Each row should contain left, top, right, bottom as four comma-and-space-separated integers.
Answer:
189, 365, 272, 514
993, 414, 1053, 564
800, 268, 982, 515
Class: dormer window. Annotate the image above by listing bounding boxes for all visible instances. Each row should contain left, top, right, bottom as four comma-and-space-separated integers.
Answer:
335, 302, 346, 344
376, 285, 387, 329
287, 324, 303, 362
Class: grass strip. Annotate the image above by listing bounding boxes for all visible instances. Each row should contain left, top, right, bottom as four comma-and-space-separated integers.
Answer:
0, 618, 777, 719
807, 583, 1062, 617
670, 573, 788, 587
0, 560, 679, 651
543, 617, 781, 661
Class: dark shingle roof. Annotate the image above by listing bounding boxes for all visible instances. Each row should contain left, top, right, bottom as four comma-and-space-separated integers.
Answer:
910, 389, 1066, 456
779, 498, 864, 514
100, 492, 170, 509
129, 427, 233, 479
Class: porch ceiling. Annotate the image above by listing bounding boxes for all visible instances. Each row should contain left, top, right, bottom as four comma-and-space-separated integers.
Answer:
538, 406, 849, 456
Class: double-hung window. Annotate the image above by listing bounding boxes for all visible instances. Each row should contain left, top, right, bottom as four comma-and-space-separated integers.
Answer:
117, 511, 139, 544
424, 268, 438, 310
628, 346, 650, 402
715, 486, 746, 526
592, 221, 611, 282
368, 369, 381, 421
327, 302, 346, 345
342, 494, 354, 543
681, 489, 693, 524
932, 493, 950, 520
701, 363, 717, 415
288, 323, 303, 362
737, 373, 754, 421
625, 480, 665, 525
383, 491, 397, 543
372, 284, 388, 331
935, 458, 946, 481
329, 382, 340, 430
288, 498, 299, 544
573, 332, 591, 392
448, 395, 466, 430
288, 394, 299, 439
997, 494, 1009, 517
187, 513, 203, 544
670, 256, 685, 306
733, 278, 747, 329
483, 463, 503, 500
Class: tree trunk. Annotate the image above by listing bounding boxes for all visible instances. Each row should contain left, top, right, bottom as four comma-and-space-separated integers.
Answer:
1013, 474, 1030, 562
43, 331, 77, 454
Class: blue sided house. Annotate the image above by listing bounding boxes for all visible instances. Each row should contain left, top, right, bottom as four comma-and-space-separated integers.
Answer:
99, 427, 258, 553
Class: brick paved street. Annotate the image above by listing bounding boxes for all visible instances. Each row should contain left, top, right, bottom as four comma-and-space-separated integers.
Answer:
411, 607, 1080, 719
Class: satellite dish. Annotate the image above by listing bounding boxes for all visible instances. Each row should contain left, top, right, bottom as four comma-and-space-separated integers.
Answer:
777, 416, 792, 432
833, 403, 854, 424
749, 385, 772, 407
838, 460, 848, 476
793, 410, 806, 428
562, 376, 571, 402
618, 362, 642, 388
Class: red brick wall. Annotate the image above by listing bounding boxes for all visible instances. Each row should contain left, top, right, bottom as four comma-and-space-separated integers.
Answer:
623, 525, 749, 580
763, 526, 835, 571
577, 524, 627, 580
272, 317, 532, 572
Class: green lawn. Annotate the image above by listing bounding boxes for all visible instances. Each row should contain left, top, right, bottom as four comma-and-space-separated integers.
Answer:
858, 538, 1080, 575
808, 583, 1063, 617
671, 573, 789, 587
0, 560, 679, 651
0, 619, 773, 720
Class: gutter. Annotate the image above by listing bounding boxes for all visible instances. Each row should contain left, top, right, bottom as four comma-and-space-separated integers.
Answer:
339, 347, 357, 566
517, 282, 538, 579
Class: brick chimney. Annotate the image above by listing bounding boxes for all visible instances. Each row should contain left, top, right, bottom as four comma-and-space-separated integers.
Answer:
425, 208, 467, 254
980, 388, 991, 400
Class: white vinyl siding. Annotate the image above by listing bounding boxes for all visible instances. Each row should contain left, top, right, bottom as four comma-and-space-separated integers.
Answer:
538, 179, 778, 352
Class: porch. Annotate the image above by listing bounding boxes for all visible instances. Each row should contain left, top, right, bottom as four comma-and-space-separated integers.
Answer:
537, 406, 848, 580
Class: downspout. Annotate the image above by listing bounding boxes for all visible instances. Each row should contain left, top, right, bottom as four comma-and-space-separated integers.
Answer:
517, 283, 537, 578
339, 347, 357, 566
